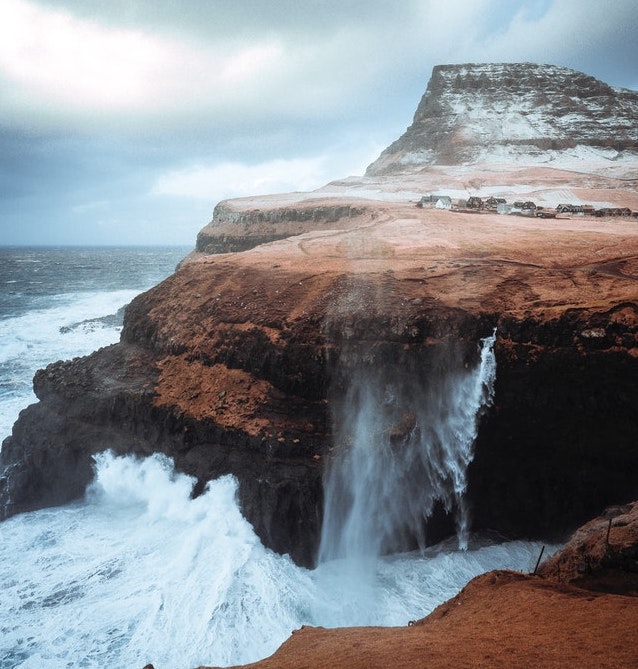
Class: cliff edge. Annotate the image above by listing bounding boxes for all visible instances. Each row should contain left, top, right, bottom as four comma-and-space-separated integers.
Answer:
199, 503, 638, 669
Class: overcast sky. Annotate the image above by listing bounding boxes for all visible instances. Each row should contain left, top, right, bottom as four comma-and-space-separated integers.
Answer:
1, 0, 637, 246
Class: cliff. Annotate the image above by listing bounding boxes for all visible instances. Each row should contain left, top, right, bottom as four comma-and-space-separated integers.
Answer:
2, 176, 638, 566
2, 65, 638, 570
367, 63, 638, 174
195, 198, 370, 256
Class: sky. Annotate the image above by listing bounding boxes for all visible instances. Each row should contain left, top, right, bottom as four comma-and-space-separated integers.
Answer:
0, 0, 637, 246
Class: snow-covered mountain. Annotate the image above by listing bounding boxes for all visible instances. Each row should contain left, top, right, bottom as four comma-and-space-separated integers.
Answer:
367, 63, 638, 175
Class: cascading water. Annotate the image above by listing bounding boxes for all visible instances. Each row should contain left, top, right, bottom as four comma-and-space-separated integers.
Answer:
319, 329, 497, 564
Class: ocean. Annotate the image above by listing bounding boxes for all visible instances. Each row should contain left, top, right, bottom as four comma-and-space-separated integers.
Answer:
0, 246, 550, 669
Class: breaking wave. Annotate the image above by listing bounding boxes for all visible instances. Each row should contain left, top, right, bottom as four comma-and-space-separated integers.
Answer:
0, 451, 552, 668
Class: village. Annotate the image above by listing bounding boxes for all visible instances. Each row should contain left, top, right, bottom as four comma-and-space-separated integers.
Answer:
417, 194, 638, 219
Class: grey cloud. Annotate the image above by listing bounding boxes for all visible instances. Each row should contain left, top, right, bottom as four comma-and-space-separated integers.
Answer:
1, 0, 636, 246
50, 0, 417, 38
466, 0, 638, 89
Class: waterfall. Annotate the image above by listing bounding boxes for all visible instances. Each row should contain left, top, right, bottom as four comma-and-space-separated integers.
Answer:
318, 329, 497, 564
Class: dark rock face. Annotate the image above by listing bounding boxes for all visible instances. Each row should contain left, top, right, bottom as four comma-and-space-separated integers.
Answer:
470, 307, 638, 544
0, 340, 326, 567
367, 63, 638, 173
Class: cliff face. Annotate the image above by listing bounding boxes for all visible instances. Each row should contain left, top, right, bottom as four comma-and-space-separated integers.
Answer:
2, 198, 638, 566
367, 63, 638, 174
2, 63, 638, 568
195, 199, 370, 255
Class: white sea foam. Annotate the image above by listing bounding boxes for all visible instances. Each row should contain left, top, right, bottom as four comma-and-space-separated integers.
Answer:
0, 289, 138, 441
0, 451, 554, 669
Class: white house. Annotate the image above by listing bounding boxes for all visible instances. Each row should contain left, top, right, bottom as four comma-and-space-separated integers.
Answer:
435, 196, 452, 210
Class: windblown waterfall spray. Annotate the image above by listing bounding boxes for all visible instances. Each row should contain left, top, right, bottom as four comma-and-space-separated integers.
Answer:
319, 329, 497, 563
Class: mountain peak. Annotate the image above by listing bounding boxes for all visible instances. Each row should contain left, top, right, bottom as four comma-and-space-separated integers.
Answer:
366, 63, 638, 175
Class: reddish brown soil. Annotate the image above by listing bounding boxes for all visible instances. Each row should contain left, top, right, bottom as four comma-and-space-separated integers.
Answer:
139, 165, 638, 451
198, 570, 637, 669
151, 198, 638, 430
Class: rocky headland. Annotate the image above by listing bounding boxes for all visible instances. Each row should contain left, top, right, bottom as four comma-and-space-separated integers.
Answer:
2, 162, 637, 567
1, 62, 638, 666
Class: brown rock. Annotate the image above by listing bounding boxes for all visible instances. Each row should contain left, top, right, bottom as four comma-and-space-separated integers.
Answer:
538, 501, 638, 595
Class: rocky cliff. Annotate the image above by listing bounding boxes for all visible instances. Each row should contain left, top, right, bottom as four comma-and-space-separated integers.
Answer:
367, 63, 638, 174
1, 65, 638, 570
2, 190, 637, 566
195, 199, 370, 256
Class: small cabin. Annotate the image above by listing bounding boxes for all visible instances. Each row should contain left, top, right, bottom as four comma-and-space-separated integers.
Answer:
435, 196, 452, 210
600, 207, 633, 217
534, 207, 557, 219
512, 200, 536, 214
556, 204, 574, 213
417, 194, 444, 207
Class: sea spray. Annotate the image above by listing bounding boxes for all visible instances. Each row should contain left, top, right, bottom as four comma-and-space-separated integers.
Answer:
0, 450, 554, 668
319, 329, 497, 564
0, 452, 309, 668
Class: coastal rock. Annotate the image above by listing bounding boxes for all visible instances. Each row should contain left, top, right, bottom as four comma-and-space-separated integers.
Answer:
538, 500, 638, 595
2, 195, 638, 567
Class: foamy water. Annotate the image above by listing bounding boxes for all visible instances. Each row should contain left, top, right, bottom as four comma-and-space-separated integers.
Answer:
0, 289, 140, 439
0, 246, 188, 441
0, 451, 551, 668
